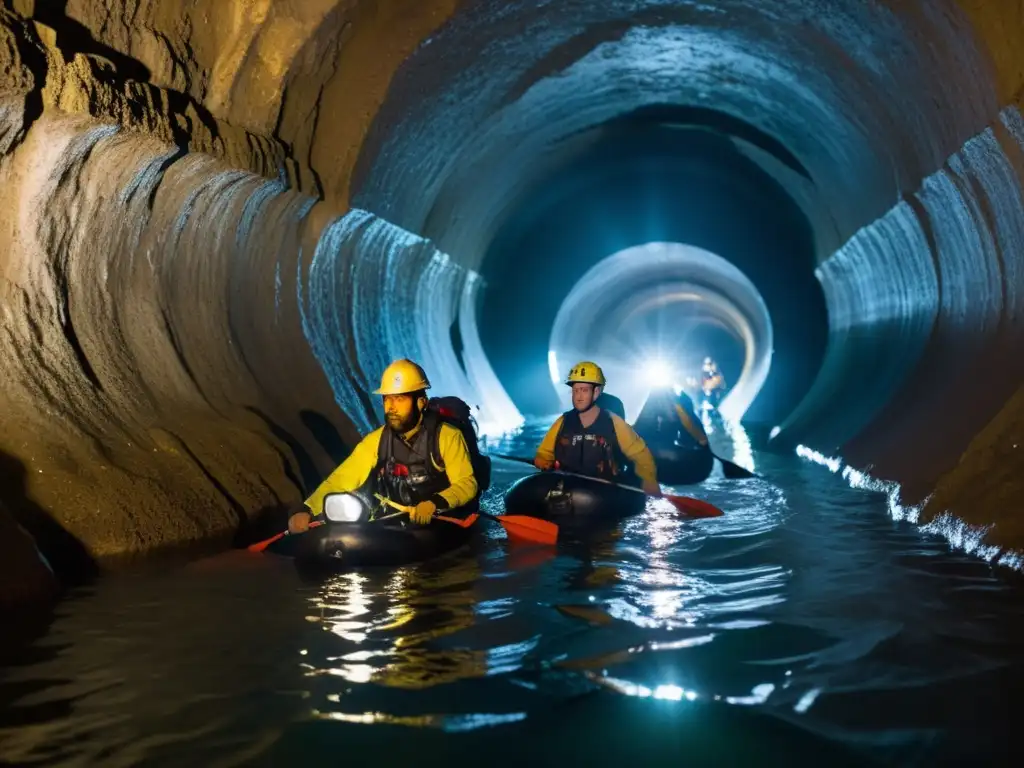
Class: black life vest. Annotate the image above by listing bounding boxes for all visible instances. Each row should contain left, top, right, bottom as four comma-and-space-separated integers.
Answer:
374, 411, 451, 508
553, 408, 629, 481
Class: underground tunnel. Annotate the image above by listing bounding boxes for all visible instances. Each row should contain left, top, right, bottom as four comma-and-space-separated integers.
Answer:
0, 0, 1022, 605
3, 2, 1024, 764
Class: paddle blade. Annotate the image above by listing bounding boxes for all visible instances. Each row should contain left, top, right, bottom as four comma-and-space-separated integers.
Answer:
499, 515, 559, 545
436, 513, 479, 528
665, 494, 724, 518
720, 459, 758, 479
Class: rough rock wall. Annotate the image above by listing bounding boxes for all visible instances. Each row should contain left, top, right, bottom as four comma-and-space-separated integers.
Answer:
0, 106, 357, 585
3, 0, 463, 202
1, 4, 286, 183
0, 0, 467, 604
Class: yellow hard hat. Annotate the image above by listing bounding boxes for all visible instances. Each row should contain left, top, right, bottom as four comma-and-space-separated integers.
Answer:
565, 360, 606, 387
374, 359, 431, 395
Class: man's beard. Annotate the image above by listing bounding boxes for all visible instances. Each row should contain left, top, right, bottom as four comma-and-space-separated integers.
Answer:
574, 397, 595, 413
387, 405, 420, 433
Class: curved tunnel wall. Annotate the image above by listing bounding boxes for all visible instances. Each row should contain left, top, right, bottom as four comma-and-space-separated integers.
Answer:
1, 0, 1024, 598
352, 0, 998, 253
0, 107, 350, 568
781, 107, 1024, 500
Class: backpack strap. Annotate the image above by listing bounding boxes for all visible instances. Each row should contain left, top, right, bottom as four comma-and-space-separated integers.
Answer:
424, 410, 445, 472
376, 424, 392, 469
595, 407, 617, 440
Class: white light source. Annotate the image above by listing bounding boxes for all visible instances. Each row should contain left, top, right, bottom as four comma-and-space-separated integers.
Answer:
642, 358, 673, 384
323, 493, 366, 522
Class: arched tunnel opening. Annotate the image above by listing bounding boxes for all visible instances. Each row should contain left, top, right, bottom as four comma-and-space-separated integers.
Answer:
0, 1, 1022, 595
476, 118, 823, 424
543, 241, 777, 425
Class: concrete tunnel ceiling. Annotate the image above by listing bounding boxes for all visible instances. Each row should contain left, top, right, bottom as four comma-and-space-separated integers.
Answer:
2, 0, 1024, 599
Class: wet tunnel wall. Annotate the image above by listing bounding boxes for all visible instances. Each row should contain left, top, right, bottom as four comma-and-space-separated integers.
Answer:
0, 0, 1023, 604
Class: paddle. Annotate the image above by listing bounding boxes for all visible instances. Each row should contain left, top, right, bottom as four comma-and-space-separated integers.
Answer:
477, 510, 558, 545
491, 454, 724, 519
714, 452, 758, 479
247, 519, 326, 553
372, 494, 476, 528
375, 494, 558, 546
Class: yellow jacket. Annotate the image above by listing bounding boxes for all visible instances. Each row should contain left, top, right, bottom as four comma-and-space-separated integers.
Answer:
535, 410, 658, 486
304, 419, 479, 515
674, 403, 709, 446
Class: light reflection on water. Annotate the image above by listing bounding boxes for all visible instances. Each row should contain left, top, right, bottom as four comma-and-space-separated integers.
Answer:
1, 421, 1023, 766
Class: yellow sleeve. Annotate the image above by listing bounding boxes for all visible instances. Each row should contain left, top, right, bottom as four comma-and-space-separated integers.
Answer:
435, 424, 479, 509
609, 414, 658, 486
303, 428, 383, 515
535, 416, 565, 463
674, 404, 708, 445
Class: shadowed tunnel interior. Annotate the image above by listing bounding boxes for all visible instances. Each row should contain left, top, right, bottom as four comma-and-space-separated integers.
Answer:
476, 121, 823, 423
1, 0, 1024, 601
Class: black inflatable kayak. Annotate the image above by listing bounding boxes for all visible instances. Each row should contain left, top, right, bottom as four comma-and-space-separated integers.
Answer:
265, 517, 475, 568
503, 471, 647, 524
644, 440, 714, 485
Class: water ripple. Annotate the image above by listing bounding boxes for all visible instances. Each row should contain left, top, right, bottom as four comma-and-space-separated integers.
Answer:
2, 423, 1024, 766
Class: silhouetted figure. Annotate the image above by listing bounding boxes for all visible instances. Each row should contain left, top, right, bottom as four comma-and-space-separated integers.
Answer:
701, 357, 727, 409
633, 387, 714, 485
0, 450, 97, 589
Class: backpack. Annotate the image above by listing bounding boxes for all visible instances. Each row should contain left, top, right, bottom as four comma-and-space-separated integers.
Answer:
426, 396, 492, 494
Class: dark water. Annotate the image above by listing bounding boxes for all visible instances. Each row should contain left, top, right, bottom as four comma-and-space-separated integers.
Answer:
2, 419, 1023, 767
